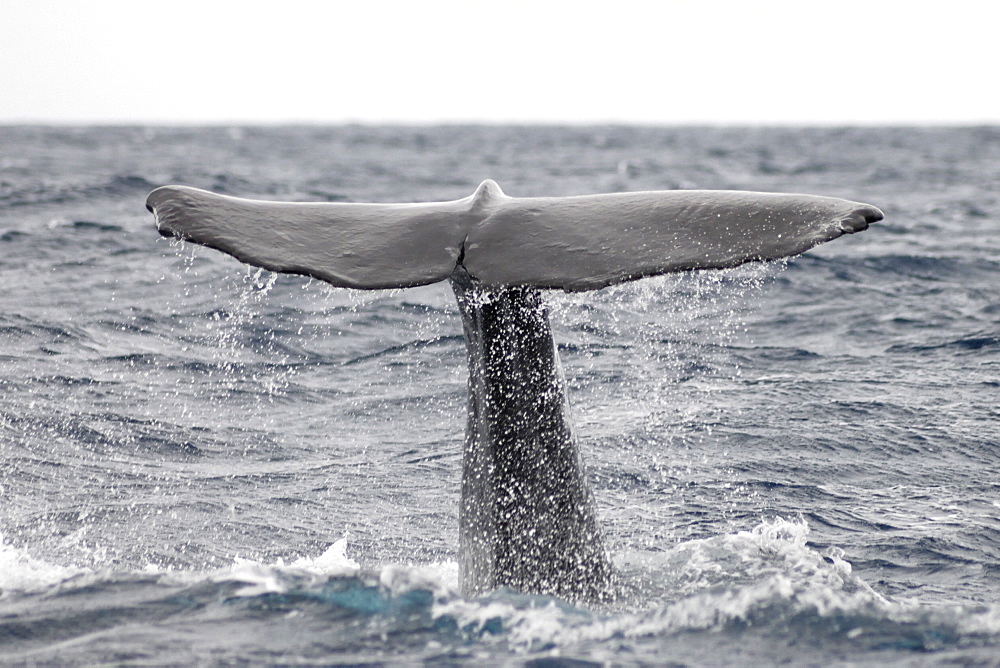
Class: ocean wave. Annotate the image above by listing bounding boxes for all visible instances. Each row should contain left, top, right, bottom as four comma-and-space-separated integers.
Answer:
0, 536, 90, 593
4, 520, 998, 661
887, 334, 1000, 354
0, 174, 158, 209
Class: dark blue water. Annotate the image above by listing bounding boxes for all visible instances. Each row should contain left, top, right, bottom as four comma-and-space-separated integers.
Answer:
1, 126, 998, 665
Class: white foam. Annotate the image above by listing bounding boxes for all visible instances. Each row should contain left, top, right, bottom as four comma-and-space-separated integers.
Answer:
212, 560, 289, 597
433, 518, 894, 651
209, 536, 361, 597
0, 535, 89, 593
379, 560, 459, 599
288, 536, 360, 576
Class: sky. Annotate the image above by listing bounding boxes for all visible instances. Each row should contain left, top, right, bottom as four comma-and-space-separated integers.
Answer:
2, 1, 996, 125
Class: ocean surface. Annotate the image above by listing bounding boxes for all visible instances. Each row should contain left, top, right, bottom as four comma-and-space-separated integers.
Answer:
0, 125, 998, 665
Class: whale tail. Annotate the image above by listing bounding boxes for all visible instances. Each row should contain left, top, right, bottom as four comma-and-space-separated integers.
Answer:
148, 180, 881, 600
148, 180, 882, 292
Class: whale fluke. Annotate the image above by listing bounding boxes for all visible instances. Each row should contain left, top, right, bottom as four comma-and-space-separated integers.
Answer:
148, 181, 882, 292
148, 180, 881, 601
147, 184, 470, 290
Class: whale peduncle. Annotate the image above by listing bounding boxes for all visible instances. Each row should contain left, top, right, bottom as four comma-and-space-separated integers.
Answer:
450, 267, 613, 600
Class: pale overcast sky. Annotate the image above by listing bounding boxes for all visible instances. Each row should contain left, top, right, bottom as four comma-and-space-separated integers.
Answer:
2, 1, 996, 125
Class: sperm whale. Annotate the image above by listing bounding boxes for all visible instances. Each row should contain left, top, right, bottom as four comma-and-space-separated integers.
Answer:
147, 179, 881, 600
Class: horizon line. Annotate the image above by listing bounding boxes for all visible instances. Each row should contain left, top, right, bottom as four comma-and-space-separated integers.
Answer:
3, 118, 999, 129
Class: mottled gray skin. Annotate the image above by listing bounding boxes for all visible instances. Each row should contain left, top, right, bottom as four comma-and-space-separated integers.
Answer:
451, 268, 612, 600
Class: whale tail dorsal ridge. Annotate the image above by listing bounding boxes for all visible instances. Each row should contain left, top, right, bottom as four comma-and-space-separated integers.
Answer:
148, 180, 882, 291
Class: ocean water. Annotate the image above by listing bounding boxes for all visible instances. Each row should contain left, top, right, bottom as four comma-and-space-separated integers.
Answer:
0, 125, 998, 665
